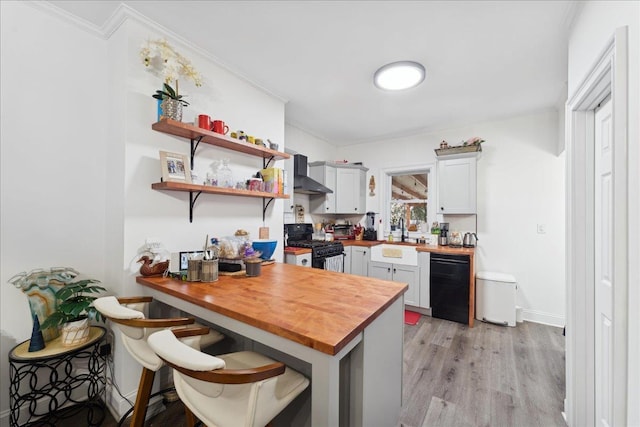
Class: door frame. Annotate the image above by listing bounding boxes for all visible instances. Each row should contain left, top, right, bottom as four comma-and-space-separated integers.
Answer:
565, 27, 628, 426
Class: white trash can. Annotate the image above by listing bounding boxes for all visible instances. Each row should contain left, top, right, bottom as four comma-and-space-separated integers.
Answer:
475, 271, 517, 327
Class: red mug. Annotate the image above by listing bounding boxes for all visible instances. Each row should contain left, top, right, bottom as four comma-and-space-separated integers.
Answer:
197, 114, 213, 130
212, 120, 229, 135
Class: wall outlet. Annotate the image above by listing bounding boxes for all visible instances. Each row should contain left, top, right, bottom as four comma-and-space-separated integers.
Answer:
537, 224, 546, 234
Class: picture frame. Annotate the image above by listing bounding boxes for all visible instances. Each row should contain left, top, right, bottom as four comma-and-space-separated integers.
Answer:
179, 251, 204, 270
160, 150, 191, 183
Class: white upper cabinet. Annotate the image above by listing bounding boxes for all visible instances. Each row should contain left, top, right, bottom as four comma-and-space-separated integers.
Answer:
336, 167, 367, 214
309, 162, 368, 214
309, 163, 337, 213
437, 155, 477, 214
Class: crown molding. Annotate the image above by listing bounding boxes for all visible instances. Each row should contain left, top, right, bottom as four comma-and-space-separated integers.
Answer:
103, 5, 289, 103
25, 1, 105, 38
30, 1, 288, 103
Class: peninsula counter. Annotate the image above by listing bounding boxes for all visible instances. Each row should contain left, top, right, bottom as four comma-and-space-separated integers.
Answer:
136, 262, 407, 426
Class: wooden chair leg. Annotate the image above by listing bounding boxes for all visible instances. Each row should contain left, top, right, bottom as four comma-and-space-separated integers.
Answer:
130, 367, 156, 427
183, 404, 197, 427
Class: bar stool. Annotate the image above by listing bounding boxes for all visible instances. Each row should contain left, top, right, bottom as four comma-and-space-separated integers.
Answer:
148, 328, 310, 427
94, 296, 224, 427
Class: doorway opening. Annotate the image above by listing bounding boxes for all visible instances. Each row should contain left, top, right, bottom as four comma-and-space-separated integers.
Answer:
565, 27, 629, 426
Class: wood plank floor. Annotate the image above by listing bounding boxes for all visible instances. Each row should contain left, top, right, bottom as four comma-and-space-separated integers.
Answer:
68, 316, 566, 427
400, 316, 566, 427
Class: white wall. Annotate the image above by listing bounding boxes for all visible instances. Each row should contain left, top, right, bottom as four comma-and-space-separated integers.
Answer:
0, 2, 109, 423
105, 15, 287, 415
338, 110, 566, 326
283, 124, 338, 224
567, 1, 639, 424
0, 2, 287, 423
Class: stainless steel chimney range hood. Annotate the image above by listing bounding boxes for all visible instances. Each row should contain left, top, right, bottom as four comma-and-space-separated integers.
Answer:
293, 154, 333, 195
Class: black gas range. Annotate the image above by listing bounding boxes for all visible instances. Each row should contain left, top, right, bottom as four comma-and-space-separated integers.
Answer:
284, 223, 344, 270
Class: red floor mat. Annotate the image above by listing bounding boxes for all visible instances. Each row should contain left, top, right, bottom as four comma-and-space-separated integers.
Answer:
404, 310, 421, 325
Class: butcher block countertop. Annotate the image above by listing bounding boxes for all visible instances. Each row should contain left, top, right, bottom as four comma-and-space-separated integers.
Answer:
345, 239, 476, 255
285, 239, 475, 255
342, 240, 379, 247
414, 244, 475, 256
283, 246, 312, 255
136, 263, 407, 355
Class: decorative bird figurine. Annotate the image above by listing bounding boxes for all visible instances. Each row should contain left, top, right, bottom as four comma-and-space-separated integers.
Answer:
138, 256, 169, 277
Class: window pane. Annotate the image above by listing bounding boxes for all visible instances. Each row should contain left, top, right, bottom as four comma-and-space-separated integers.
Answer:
390, 173, 427, 230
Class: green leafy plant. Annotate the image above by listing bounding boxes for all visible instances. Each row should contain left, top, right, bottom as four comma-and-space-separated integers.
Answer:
40, 279, 106, 329
152, 83, 189, 106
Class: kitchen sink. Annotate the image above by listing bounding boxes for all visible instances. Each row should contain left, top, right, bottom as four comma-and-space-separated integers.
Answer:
370, 244, 418, 266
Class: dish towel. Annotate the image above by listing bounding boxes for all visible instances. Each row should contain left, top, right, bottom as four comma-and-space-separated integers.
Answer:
324, 255, 343, 273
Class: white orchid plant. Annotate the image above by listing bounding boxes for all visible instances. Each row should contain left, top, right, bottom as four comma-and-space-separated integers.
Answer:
140, 38, 202, 103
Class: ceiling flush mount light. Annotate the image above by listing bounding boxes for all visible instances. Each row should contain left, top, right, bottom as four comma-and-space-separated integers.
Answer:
374, 61, 425, 91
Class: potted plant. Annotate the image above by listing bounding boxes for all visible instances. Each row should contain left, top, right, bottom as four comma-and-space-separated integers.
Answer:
141, 38, 202, 122
40, 278, 106, 346
153, 83, 189, 121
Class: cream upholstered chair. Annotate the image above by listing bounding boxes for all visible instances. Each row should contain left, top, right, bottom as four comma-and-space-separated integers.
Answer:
94, 296, 224, 427
148, 328, 310, 427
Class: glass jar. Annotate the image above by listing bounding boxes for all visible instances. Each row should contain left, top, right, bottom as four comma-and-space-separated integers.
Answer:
207, 161, 219, 186
218, 158, 234, 188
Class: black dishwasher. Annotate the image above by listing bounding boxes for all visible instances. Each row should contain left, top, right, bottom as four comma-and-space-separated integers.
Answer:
430, 253, 470, 324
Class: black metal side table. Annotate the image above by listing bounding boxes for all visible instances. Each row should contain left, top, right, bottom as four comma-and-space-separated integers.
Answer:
9, 326, 107, 427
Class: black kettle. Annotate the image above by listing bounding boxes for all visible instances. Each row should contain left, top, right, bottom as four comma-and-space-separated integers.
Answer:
463, 232, 478, 248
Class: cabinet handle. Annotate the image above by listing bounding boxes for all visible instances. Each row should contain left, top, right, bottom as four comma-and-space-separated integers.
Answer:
387, 267, 391, 273
301, 259, 308, 266
440, 207, 444, 211
393, 268, 397, 274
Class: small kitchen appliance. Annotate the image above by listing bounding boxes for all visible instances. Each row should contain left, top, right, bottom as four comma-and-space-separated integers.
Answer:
463, 232, 478, 248
333, 224, 354, 240
438, 222, 449, 246
363, 211, 378, 241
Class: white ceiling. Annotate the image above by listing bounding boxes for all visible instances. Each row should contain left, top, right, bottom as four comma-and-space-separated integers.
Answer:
48, 0, 576, 146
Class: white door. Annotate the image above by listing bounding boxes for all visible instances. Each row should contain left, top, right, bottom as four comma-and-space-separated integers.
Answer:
594, 98, 613, 427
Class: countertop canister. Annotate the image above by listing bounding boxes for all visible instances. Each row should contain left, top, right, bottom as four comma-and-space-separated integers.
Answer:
201, 259, 218, 282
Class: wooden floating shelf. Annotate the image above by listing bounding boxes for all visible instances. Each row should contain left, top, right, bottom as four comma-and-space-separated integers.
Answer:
435, 144, 482, 156
152, 119, 290, 161
152, 181, 290, 199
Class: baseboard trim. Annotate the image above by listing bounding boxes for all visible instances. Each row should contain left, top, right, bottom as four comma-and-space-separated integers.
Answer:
522, 309, 565, 328
0, 408, 10, 427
